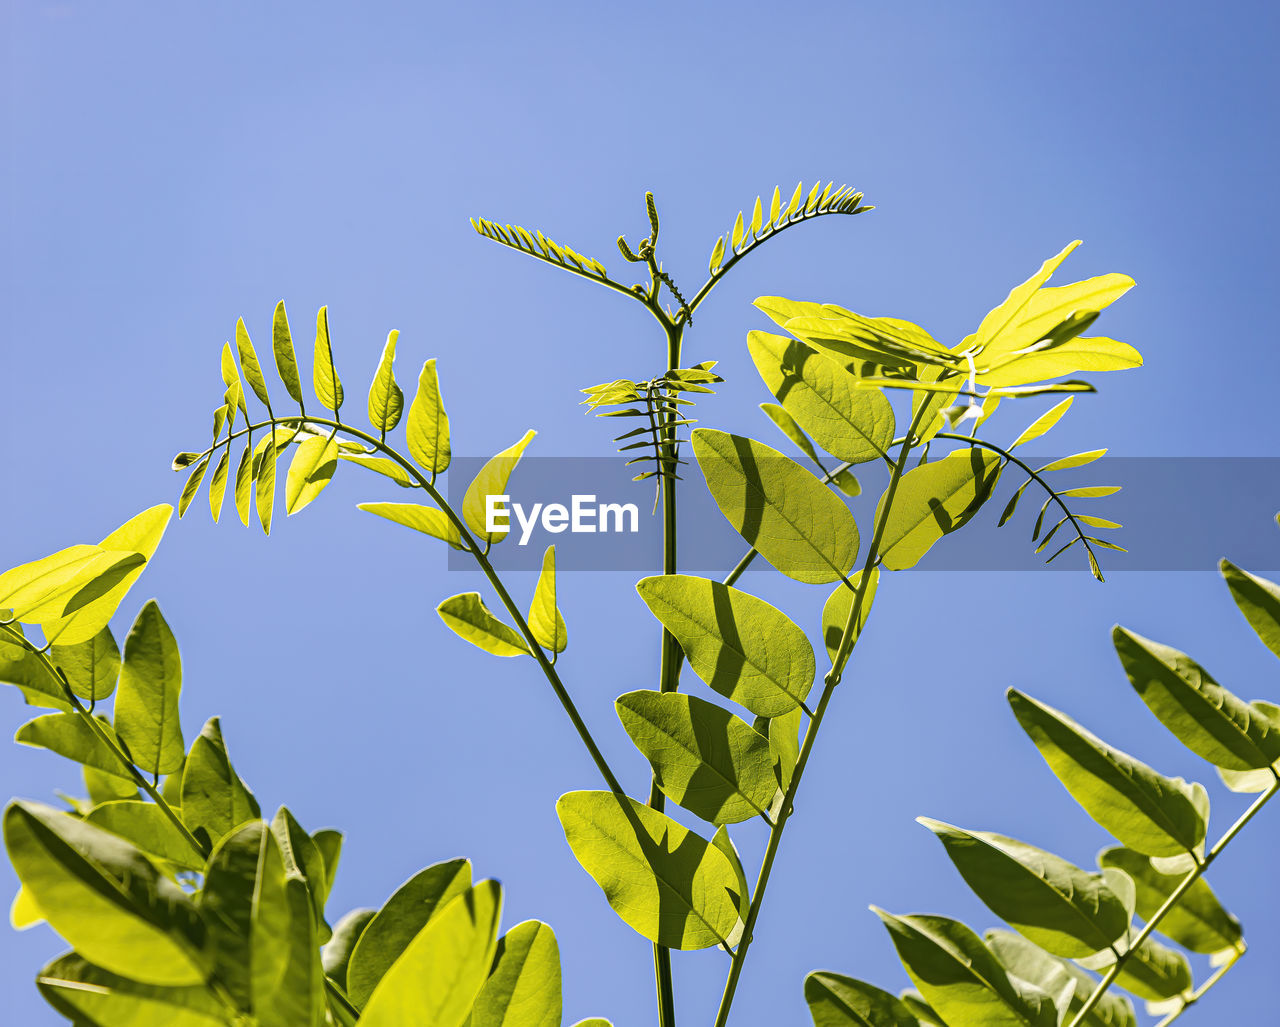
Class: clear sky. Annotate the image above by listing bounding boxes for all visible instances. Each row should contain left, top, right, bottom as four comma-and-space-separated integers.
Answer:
3, 1, 1279, 1024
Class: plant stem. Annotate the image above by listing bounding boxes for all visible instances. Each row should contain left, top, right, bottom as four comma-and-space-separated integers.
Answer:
1068, 776, 1279, 1027
0, 623, 206, 857
712, 401, 933, 1027
1152, 945, 1246, 1026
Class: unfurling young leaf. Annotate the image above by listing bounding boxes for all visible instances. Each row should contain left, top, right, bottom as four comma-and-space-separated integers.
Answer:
114, 600, 184, 776
463, 429, 536, 545
313, 306, 344, 412
368, 329, 405, 435
529, 545, 567, 654
437, 593, 529, 657
406, 358, 451, 476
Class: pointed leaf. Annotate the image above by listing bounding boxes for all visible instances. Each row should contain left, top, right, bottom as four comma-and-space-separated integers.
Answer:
463, 429, 536, 545
181, 716, 260, 850
761, 402, 821, 463
529, 545, 567, 653
803, 972, 921, 1027
50, 626, 120, 702
359, 881, 502, 1027
368, 329, 405, 434
880, 450, 1003, 570
1008, 690, 1206, 857
985, 930, 1136, 1027
1221, 559, 1280, 660
1114, 626, 1280, 770
16, 713, 133, 778
557, 790, 743, 950
4, 800, 207, 985
321, 908, 375, 988
1011, 399, 1074, 449
1077, 935, 1192, 1003
285, 434, 340, 515
919, 818, 1129, 957
359, 501, 462, 547
710, 826, 750, 922
272, 301, 304, 406
822, 569, 879, 662
235, 316, 272, 408
234, 444, 254, 525
692, 429, 858, 584
114, 600, 184, 776
257, 876, 325, 1027
347, 858, 472, 1006
313, 305, 343, 411
256, 438, 278, 534
36, 953, 229, 1027
341, 453, 416, 487
406, 358, 451, 475
85, 800, 204, 871
437, 592, 529, 657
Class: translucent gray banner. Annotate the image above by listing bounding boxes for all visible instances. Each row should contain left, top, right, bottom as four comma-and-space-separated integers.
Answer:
446, 457, 1280, 573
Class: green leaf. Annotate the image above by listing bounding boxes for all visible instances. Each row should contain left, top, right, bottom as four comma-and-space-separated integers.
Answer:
803, 972, 920, 1027
84, 764, 138, 806
1097, 847, 1242, 955
181, 716, 260, 850
0, 647, 72, 710
406, 358, 451, 475
898, 991, 945, 1026
258, 876, 325, 1027
880, 450, 1003, 571
636, 574, 814, 717
114, 600, 184, 776
1037, 450, 1106, 473
313, 305, 344, 412
463, 429, 537, 545
46, 504, 171, 647
16, 713, 133, 778
874, 909, 1068, 1027
972, 241, 1083, 360
347, 858, 473, 1007
3, 800, 208, 985
822, 568, 879, 663
437, 593, 529, 657
1077, 935, 1192, 1003
368, 329, 405, 434
692, 428, 859, 584
984, 930, 1136, 1027
912, 365, 961, 445
50, 626, 120, 701
528, 545, 567, 654
36, 952, 230, 1027
1008, 690, 1206, 857
178, 456, 209, 517
747, 332, 894, 465
207, 447, 231, 522
313, 828, 342, 895
759, 402, 823, 464
710, 825, 750, 922
358, 501, 462, 548
270, 806, 331, 941
978, 337, 1141, 388
831, 468, 861, 496
199, 820, 291, 1013
234, 444, 254, 525
341, 453, 416, 487
284, 434, 340, 515
616, 690, 777, 825
85, 800, 203, 871
0, 544, 145, 640
1113, 626, 1280, 770
556, 790, 743, 950
272, 301, 304, 406
1010, 399, 1074, 449
321, 907, 376, 988
359, 881, 502, 1027
236, 316, 272, 408
784, 307, 956, 370
256, 437, 279, 535
1221, 559, 1280, 660
919, 818, 1129, 957
466, 919, 562, 1027
1218, 701, 1280, 791
221, 341, 248, 423
764, 707, 802, 794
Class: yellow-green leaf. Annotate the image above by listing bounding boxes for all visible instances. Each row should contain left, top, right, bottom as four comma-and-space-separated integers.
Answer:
528, 545, 567, 654
358, 502, 462, 548
437, 593, 529, 657
368, 329, 405, 434
406, 358, 451, 475
284, 434, 339, 515
879, 450, 1002, 571
236, 317, 272, 408
463, 429, 536, 545
272, 301, 304, 406
114, 600, 184, 776
313, 306, 343, 412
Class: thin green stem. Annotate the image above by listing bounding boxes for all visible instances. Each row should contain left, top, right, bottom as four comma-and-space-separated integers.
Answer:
193, 414, 628, 799
934, 431, 1102, 574
1068, 777, 1279, 1027
0, 623, 207, 858
713, 400, 934, 1027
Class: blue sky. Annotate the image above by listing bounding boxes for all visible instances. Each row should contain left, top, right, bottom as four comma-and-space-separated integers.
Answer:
3, 1, 1279, 1024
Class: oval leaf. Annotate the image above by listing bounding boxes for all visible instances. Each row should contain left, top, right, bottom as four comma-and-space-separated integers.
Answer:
313, 305, 344, 412
272, 301, 304, 406
285, 434, 340, 515
368, 329, 405, 434
114, 600, 184, 776
804, 971, 921, 1026
437, 593, 529, 657
181, 716, 260, 850
1221, 559, 1280, 660
406, 358, 451, 475
528, 545, 567, 654
359, 501, 462, 548
467, 919, 562, 1027
880, 450, 1003, 571
463, 429, 536, 545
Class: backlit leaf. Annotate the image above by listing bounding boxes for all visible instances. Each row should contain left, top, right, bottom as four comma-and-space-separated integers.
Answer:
978, 338, 1141, 388
1114, 626, 1280, 770
4, 800, 207, 985
85, 800, 204, 871
692, 428, 858, 584
466, 919, 562, 1027
36, 953, 229, 1027
879, 450, 1002, 571
529, 545, 567, 654
1221, 559, 1280, 660
272, 301, 304, 406
284, 434, 339, 515
347, 858, 472, 1007
16, 713, 133, 779
208, 448, 231, 522
821, 568, 878, 662
322, 908, 375, 989
557, 790, 743, 950
407, 358, 451, 476
258, 877, 325, 1027
368, 329, 405, 434
114, 600, 184, 776
984, 930, 1136, 1027
1008, 690, 1206, 857
1010, 399, 1073, 449
437, 593, 529, 657
1077, 935, 1192, 1003
760, 402, 821, 463
50, 626, 120, 702
236, 317, 272, 408
616, 690, 777, 825
181, 716, 260, 850
359, 882, 502, 1027
636, 574, 815, 717
178, 457, 209, 517
256, 438, 278, 535
313, 306, 344, 412
341, 453, 416, 487
463, 429, 537, 545
803, 972, 920, 1027
359, 501, 462, 548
